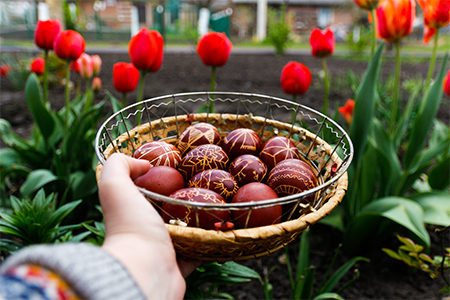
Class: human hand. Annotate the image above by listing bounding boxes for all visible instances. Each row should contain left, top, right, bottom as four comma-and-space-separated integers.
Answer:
98, 153, 200, 299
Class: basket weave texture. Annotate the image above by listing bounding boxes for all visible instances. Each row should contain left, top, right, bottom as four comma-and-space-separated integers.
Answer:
96, 113, 348, 262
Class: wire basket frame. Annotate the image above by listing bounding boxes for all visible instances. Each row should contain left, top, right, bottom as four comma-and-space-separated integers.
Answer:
95, 92, 353, 261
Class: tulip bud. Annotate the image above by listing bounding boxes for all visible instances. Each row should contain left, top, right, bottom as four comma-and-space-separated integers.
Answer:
309, 28, 335, 58
0, 64, 11, 77
53, 30, 86, 61
91, 54, 102, 76
376, 0, 416, 43
92, 77, 102, 94
34, 19, 62, 50
30, 57, 45, 75
76, 53, 93, 79
417, 0, 450, 44
197, 32, 233, 67
113, 62, 140, 94
128, 28, 164, 72
352, 0, 382, 11
280, 62, 312, 95
444, 70, 450, 97
338, 99, 355, 125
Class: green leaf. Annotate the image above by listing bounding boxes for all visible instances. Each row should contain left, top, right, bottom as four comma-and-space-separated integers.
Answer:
46, 200, 82, 228
20, 169, 58, 198
25, 73, 55, 144
403, 53, 449, 170
428, 156, 450, 190
397, 235, 423, 253
344, 197, 430, 252
214, 261, 261, 280
296, 266, 315, 300
349, 42, 384, 168
409, 192, 450, 226
382, 248, 402, 261
313, 293, 345, 300
70, 170, 98, 200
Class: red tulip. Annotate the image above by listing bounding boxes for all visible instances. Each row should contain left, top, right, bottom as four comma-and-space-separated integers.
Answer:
92, 77, 102, 94
53, 30, 86, 61
376, 0, 416, 43
352, 0, 383, 10
0, 64, 11, 77
444, 69, 450, 96
113, 62, 140, 93
309, 28, 335, 58
70, 61, 80, 74
280, 62, 312, 95
338, 99, 355, 125
197, 32, 233, 67
75, 53, 93, 79
34, 19, 61, 50
30, 57, 45, 75
128, 28, 164, 72
417, 0, 450, 44
91, 54, 102, 76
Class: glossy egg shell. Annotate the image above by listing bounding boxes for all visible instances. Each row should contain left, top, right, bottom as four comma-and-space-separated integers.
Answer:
231, 182, 281, 229
133, 141, 181, 168
259, 136, 300, 170
267, 158, 318, 200
161, 187, 230, 230
176, 122, 221, 156
229, 154, 268, 186
134, 166, 185, 207
177, 144, 229, 181
221, 128, 263, 159
188, 169, 239, 202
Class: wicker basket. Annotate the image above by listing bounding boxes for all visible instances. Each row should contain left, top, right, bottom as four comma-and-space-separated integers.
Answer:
95, 92, 353, 262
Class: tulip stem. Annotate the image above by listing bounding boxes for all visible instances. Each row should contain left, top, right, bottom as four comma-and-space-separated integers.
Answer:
136, 70, 146, 125
291, 94, 297, 124
43, 49, 49, 103
122, 93, 127, 108
426, 28, 440, 88
370, 9, 377, 57
65, 61, 71, 134
322, 57, 329, 116
76, 76, 81, 98
390, 41, 401, 133
209, 66, 216, 113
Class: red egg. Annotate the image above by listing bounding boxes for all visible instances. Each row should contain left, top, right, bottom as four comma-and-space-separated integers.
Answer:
178, 144, 229, 181
134, 166, 185, 207
259, 136, 300, 170
161, 187, 231, 230
229, 154, 268, 186
221, 128, 263, 159
231, 182, 281, 229
188, 169, 239, 202
133, 141, 181, 168
176, 122, 221, 156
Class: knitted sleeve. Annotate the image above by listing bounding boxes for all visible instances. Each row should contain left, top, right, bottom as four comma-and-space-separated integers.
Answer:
0, 243, 145, 300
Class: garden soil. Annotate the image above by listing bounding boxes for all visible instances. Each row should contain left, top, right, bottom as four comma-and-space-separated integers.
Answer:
1, 49, 449, 300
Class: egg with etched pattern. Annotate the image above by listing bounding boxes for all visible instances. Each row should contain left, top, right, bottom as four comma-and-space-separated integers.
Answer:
133, 141, 181, 168
221, 128, 263, 159
229, 154, 268, 186
188, 169, 239, 202
176, 122, 221, 156
259, 136, 300, 170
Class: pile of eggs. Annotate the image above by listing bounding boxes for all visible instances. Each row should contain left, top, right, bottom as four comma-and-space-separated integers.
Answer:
132, 122, 318, 231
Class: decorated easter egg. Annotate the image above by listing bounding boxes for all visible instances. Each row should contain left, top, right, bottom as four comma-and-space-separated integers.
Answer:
229, 154, 268, 186
176, 122, 221, 156
259, 136, 300, 170
188, 169, 239, 202
134, 166, 185, 207
231, 182, 281, 229
161, 187, 231, 230
178, 144, 229, 181
133, 141, 181, 168
221, 128, 263, 159
267, 158, 318, 201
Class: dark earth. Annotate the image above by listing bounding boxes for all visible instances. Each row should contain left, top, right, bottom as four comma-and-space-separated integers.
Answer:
1, 48, 449, 300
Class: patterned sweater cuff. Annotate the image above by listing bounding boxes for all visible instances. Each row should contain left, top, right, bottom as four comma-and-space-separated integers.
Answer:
0, 243, 145, 300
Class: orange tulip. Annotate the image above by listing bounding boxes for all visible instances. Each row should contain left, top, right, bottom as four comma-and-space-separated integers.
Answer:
338, 99, 355, 125
53, 30, 86, 61
352, 0, 383, 11
197, 32, 233, 67
91, 54, 102, 76
444, 69, 450, 96
128, 28, 164, 72
417, 0, 450, 44
309, 28, 335, 58
280, 62, 312, 95
30, 57, 45, 75
376, 0, 416, 43
91, 77, 102, 94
